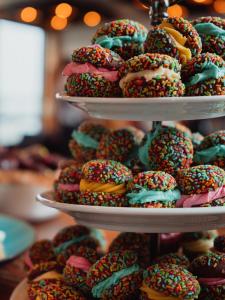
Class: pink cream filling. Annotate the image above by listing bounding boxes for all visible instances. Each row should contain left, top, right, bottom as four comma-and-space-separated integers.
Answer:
199, 277, 225, 286
176, 186, 225, 208
62, 62, 119, 82
58, 183, 80, 192
24, 252, 33, 270
67, 255, 91, 272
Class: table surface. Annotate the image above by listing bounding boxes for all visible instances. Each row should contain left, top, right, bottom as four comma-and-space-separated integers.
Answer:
1, 213, 224, 300
0, 213, 118, 300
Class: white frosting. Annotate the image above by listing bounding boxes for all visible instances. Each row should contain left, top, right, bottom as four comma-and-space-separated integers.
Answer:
119, 66, 180, 89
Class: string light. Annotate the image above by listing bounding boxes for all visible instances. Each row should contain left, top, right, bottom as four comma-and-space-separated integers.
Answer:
20, 7, 37, 23
214, 0, 225, 13
51, 15, 68, 30
83, 11, 101, 27
55, 3, 72, 19
167, 4, 188, 17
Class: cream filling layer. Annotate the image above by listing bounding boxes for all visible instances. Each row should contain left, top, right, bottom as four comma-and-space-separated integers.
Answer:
183, 239, 214, 253
34, 271, 63, 282
119, 67, 180, 89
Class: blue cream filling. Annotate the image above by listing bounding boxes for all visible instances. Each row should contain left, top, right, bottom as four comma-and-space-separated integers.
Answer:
54, 235, 88, 255
186, 61, 225, 87
138, 125, 161, 167
71, 130, 99, 149
95, 32, 147, 49
194, 144, 225, 164
127, 187, 181, 205
194, 23, 225, 37
92, 264, 140, 298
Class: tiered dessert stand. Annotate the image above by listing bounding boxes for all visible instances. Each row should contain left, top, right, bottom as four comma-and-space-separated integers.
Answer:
37, 1, 225, 257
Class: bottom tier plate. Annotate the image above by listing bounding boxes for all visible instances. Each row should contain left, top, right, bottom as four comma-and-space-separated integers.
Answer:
37, 192, 225, 233
10, 279, 28, 300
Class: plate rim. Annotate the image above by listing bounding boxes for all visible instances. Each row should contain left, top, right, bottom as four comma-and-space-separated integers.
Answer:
10, 278, 28, 300
56, 92, 225, 104
37, 191, 225, 216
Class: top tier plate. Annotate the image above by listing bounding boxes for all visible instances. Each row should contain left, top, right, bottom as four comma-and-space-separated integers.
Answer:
57, 93, 225, 121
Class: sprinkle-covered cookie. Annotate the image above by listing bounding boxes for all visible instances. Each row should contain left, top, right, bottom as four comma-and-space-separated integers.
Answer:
27, 261, 61, 282
139, 126, 193, 176
126, 171, 180, 208
69, 121, 110, 163
63, 45, 123, 97
96, 127, 143, 164
92, 19, 148, 60
181, 53, 225, 96
118, 53, 184, 97
109, 233, 151, 267
87, 250, 142, 299
145, 17, 202, 64
54, 164, 82, 204
141, 264, 200, 299
25, 240, 56, 271
194, 130, 225, 169
193, 16, 225, 60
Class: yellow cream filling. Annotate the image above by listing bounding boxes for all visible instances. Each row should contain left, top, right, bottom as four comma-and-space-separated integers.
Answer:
183, 239, 214, 253
141, 284, 182, 300
80, 179, 126, 194
159, 21, 192, 63
34, 271, 63, 282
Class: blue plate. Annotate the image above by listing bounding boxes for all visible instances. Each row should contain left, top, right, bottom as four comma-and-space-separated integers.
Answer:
0, 214, 35, 262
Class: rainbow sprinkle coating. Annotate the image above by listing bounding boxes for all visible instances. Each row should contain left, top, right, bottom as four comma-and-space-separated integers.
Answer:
69, 122, 110, 163
200, 197, 225, 207
87, 250, 142, 300
92, 19, 148, 60
81, 160, 132, 184
78, 191, 128, 207
191, 252, 225, 277
143, 264, 200, 299
109, 233, 151, 267
28, 281, 86, 300
145, 17, 202, 64
28, 261, 59, 282
29, 240, 56, 266
176, 165, 225, 195
141, 126, 193, 176
192, 17, 225, 60
181, 53, 225, 96
199, 284, 225, 300
72, 45, 123, 70
153, 253, 190, 269
96, 129, 138, 163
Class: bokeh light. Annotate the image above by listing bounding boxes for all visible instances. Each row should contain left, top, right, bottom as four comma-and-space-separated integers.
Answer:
51, 15, 68, 30
20, 7, 37, 23
214, 0, 225, 13
55, 3, 72, 19
83, 11, 101, 27
167, 4, 188, 17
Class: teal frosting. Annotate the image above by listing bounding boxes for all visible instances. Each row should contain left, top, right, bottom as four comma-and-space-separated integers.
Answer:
186, 61, 225, 87
195, 23, 225, 37
194, 144, 225, 164
127, 187, 181, 205
71, 130, 99, 149
138, 125, 161, 167
92, 264, 140, 298
95, 32, 147, 49
54, 235, 88, 255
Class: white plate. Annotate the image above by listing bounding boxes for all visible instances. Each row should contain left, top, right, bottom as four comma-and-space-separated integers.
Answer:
10, 279, 28, 300
0, 184, 59, 222
56, 93, 225, 121
37, 191, 225, 233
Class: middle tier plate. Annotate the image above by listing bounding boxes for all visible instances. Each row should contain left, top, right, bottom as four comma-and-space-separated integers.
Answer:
57, 93, 225, 121
37, 191, 225, 233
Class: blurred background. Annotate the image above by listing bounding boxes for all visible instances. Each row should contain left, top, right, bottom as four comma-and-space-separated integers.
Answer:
0, 0, 224, 152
